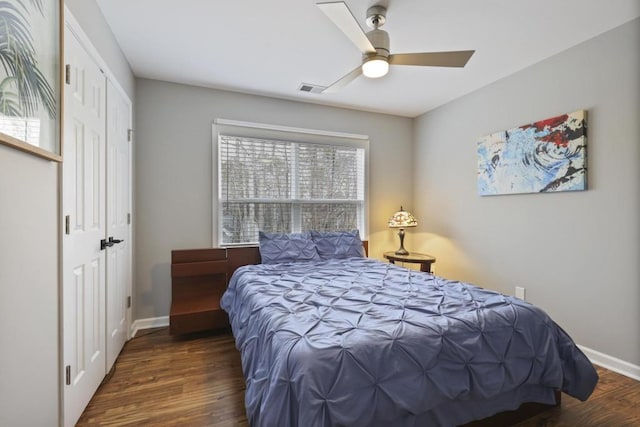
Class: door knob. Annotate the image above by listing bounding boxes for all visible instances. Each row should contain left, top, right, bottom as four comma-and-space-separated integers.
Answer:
108, 236, 124, 244
100, 239, 114, 250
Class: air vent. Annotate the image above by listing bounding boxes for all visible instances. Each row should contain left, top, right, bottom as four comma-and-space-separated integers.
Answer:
298, 83, 326, 94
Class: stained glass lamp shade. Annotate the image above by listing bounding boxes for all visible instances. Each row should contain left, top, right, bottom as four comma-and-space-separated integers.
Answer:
388, 206, 417, 255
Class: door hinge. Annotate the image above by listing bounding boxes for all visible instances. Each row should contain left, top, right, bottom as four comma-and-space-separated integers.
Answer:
127, 296, 132, 309
127, 129, 133, 142
65, 365, 71, 386
65, 64, 71, 85
127, 213, 131, 225
65, 215, 70, 235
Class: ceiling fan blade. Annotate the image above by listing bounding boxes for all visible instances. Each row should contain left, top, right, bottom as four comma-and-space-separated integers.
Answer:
317, 2, 376, 54
322, 66, 362, 93
389, 50, 475, 68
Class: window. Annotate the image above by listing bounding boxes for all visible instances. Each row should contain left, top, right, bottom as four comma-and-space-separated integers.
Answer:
214, 120, 368, 246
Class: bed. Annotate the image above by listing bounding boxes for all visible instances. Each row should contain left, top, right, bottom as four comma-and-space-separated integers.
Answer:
219, 232, 598, 427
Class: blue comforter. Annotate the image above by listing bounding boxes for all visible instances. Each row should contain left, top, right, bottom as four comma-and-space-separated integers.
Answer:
221, 257, 598, 427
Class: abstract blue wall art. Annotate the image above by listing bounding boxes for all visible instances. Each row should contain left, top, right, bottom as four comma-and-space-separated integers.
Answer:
477, 110, 587, 196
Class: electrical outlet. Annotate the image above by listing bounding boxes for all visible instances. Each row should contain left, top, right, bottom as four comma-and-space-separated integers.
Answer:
515, 286, 526, 300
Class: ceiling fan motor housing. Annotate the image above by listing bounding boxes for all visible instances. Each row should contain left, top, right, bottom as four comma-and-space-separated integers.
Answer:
365, 6, 390, 62
364, 28, 390, 61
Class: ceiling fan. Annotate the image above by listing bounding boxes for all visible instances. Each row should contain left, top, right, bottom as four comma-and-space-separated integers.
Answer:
315, 1, 475, 93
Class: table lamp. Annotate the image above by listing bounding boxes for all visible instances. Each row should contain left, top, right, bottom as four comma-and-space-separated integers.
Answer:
388, 206, 417, 255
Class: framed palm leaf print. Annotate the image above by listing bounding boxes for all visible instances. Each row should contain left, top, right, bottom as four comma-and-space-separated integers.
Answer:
0, 0, 62, 161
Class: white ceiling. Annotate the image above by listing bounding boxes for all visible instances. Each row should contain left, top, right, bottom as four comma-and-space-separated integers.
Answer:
96, 0, 639, 117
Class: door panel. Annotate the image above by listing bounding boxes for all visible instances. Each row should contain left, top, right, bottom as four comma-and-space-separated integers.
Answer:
62, 27, 107, 427
105, 81, 131, 371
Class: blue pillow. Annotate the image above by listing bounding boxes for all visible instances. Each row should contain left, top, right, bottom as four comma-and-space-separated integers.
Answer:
311, 230, 365, 260
258, 231, 321, 264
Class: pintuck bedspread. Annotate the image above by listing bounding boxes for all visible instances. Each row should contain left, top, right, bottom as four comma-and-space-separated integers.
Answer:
221, 257, 598, 427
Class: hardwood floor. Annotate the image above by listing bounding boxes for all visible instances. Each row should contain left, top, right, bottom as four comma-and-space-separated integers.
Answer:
77, 328, 248, 427
77, 327, 640, 426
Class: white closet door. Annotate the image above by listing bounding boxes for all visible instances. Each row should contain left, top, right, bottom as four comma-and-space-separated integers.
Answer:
105, 81, 132, 371
62, 27, 107, 427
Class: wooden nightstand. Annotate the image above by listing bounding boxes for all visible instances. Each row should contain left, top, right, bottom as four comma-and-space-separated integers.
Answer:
170, 248, 229, 335
383, 252, 436, 273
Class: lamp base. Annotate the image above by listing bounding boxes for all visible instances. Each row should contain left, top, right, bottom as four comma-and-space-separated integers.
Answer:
395, 228, 409, 256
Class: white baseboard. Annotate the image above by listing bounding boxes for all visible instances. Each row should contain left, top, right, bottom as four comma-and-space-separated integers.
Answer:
579, 345, 640, 381
131, 316, 169, 337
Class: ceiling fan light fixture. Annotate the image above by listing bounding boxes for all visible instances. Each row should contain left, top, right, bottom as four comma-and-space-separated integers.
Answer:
317, 2, 474, 92
362, 56, 389, 78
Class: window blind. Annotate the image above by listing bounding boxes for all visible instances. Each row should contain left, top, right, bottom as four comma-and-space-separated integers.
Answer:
215, 121, 367, 246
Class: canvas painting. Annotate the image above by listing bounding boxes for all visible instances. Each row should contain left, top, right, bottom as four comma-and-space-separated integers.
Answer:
477, 110, 587, 196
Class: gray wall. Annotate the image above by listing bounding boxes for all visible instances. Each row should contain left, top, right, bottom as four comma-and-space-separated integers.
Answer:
0, 1, 134, 425
412, 19, 639, 366
134, 79, 413, 320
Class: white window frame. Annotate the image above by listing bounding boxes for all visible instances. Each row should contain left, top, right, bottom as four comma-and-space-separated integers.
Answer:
212, 119, 369, 246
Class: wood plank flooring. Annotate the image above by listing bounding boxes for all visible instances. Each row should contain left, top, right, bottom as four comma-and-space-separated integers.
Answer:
77, 327, 640, 426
